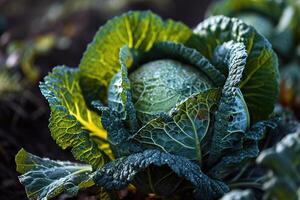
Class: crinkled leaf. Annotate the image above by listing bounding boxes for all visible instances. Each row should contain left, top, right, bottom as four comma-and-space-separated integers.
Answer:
209, 116, 276, 178
257, 124, 300, 200
209, 140, 258, 179
107, 46, 138, 133
244, 120, 277, 141
93, 149, 229, 200
150, 42, 226, 86
79, 10, 192, 102
133, 89, 220, 160
92, 102, 128, 145
15, 149, 94, 200
40, 66, 112, 168
92, 101, 142, 158
186, 15, 279, 123
208, 41, 249, 164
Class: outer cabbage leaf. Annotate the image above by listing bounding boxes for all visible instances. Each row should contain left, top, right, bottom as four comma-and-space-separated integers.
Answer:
208, 119, 277, 179
207, 41, 249, 164
186, 15, 279, 123
40, 66, 112, 168
93, 149, 229, 200
133, 89, 220, 161
79, 10, 192, 102
150, 42, 226, 86
15, 149, 94, 200
257, 123, 300, 200
92, 101, 142, 158
107, 46, 138, 133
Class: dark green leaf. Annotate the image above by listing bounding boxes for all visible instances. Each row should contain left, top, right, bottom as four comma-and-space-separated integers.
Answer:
208, 42, 250, 164
151, 42, 226, 86
186, 15, 279, 123
16, 149, 94, 200
107, 46, 138, 133
93, 149, 229, 200
92, 101, 142, 158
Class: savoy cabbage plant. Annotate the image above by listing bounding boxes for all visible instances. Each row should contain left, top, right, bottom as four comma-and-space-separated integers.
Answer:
15, 11, 279, 200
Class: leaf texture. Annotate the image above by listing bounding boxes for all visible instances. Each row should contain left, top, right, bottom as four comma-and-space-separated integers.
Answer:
209, 120, 277, 179
133, 89, 220, 160
92, 101, 142, 158
40, 66, 112, 168
79, 10, 192, 101
151, 42, 226, 86
93, 149, 229, 200
16, 149, 94, 200
107, 46, 138, 133
187, 15, 279, 123
208, 41, 249, 164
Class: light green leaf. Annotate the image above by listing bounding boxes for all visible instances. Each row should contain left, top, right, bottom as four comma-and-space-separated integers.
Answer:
133, 89, 220, 160
16, 149, 94, 200
186, 15, 279, 123
40, 66, 112, 168
79, 10, 192, 102
129, 59, 214, 124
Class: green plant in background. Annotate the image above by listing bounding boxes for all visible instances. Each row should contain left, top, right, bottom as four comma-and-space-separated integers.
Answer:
15, 11, 279, 200
0, 68, 21, 99
257, 122, 300, 200
207, 0, 300, 116
220, 190, 255, 200
219, 120, 300, 200
5, 34, 58, 83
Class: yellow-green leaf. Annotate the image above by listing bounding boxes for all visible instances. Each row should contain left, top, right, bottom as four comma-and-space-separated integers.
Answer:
79, 10, 192, 102
40, 66, 113, 168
